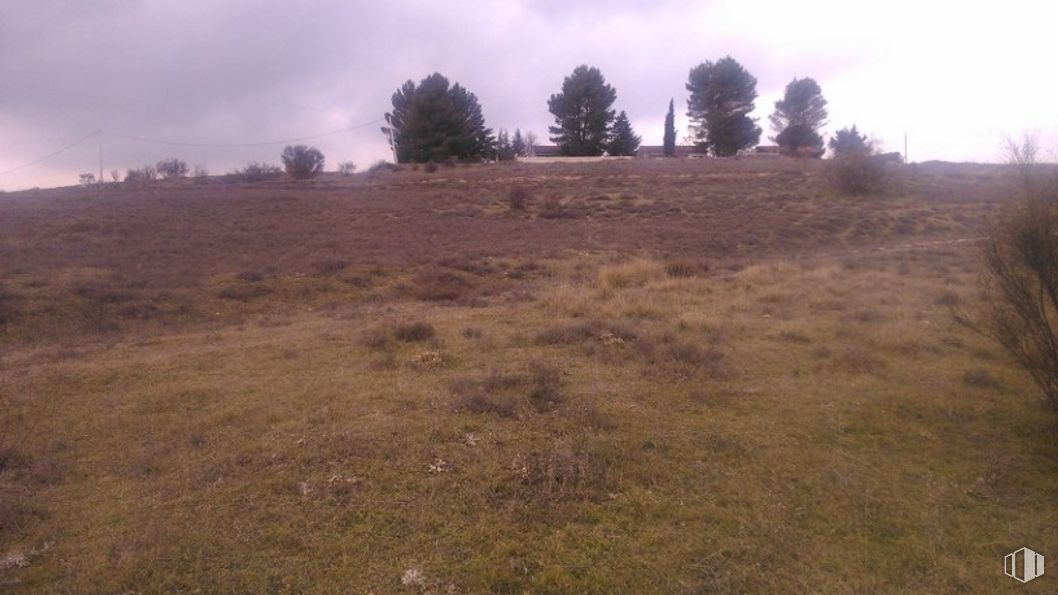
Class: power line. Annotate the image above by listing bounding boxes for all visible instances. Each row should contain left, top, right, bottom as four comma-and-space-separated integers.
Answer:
101, 118, 385, 148
0, 130, 101, 176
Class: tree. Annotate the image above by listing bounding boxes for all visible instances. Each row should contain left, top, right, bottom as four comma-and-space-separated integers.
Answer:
525, 132, 538, 156
608, 111, 641, 156
663, 98, 676, 157
157, 158, 189, 179
495, 129, 516, 161
382, 73, 494, 163
828, 126, 871, 157
547, 65, 617, 156
512, 129, 526, 157
775, 125, 823, 156
769, 78, 827, 153
337, 162, 356, 176
281, 145, 325, 179
686, 56, 761, 156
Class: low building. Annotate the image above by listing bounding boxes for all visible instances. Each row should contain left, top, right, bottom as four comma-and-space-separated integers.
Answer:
635, 145, 706, 159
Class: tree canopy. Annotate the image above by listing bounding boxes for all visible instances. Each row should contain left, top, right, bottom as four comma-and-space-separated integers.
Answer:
686, 56, 761, 156
547, 65, 617, 156
770, 78, 828, 153
382, 73, 494, 163
608, 111, 641, 156
663, 99, 676, 157
828, 126, 872, 157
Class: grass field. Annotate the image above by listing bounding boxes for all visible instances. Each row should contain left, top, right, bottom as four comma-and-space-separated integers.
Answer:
1, 158, 1055, 593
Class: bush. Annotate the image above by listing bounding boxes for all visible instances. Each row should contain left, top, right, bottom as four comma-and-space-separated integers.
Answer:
423, 161, 438, 173
78, 173, 95, 186
393, 322, 436, 343
829, 152, 887, 195
156, 158, 189, 179
235, 162, 282, 182
366, 161, 401, 176
192, 165, 209, 179
281, 145, 325, 179
337, 161, 356, 176
508, 186, 529, 211
978, 191, 1058, 409
124, 166, 157, 183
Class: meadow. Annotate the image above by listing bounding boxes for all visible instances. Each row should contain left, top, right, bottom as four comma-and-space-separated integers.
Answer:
1, 158, 1055, 593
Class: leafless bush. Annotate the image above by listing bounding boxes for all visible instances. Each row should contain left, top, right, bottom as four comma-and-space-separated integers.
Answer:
977, 191, 1058, 408
449, 376, 518, 418
508, 186, 529, 211
193, 165, 209, 179
78, 173, 95, 186
156, 158, 189, 179
509, 438, 615, 503
235, 162, 282, 182
124, 166, 157, 183
337, 161, 356, 176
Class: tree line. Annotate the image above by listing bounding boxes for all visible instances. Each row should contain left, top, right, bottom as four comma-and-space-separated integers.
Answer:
381, 56, 864, 164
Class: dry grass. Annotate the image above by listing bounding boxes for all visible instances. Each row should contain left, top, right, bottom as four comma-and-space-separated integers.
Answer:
0, 159, 1054, 593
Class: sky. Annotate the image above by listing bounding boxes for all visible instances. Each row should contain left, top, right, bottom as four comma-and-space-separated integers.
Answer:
1, 0, 1056, 190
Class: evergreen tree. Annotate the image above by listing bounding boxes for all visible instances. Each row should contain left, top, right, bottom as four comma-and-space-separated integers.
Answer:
608, 111, 641, 156
770, 78, 827, 153
828, 126, 872, 157
382, 73, 494, 163
547, 65, 617, 156
663, 98, 676, 157
686, 56, 761, 156
512, 129, 526, 157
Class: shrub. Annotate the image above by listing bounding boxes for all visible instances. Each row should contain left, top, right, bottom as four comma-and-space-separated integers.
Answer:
527, 361, 563, 412
449, 377, 517, 418
281, 145, 325, 179
829, 152, 886, 195
408, 270, 474, 301
337, 161, 356, 176
366, 161, 401, 176
978, 191, 1058, 408
235, 162, 282, 182
665, 259, 710, 278
393, 322, 436, 343
423, 161, 438, 173
192, 165, 209, 179
78, 173, 95, 186
124, 166, 157, 183
508, 186, 529, 211
539, 197, 569, 219
156, 158, 189, 179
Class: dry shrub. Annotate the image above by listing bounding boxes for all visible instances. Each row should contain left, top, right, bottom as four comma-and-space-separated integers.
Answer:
235, 270, 266, 283
599, 259, 663, 289
508, 186, 529, 211
664, 259, 710, 278
449, 376, 517, 418
829, 153, 887, 196
653, 339, 726, 379
535, 320, 638, 346
539, 197, 572, 219
408, 270, 475, 301
962, 367, 999, 389
361, 326, 392, 350
527, 361, 563, 412
508, 438, 616, 503
393, 321, 435, 343
977, 192, 1058, 408
423, 161, 439, 173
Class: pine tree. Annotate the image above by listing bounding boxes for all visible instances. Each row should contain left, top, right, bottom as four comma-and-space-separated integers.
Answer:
608, 111, 641, 156
686, 56, 761, 156
382, 73, 494, 163
770, 78, 827, 153
663, 98, 676, 157
547, 65, 617, 156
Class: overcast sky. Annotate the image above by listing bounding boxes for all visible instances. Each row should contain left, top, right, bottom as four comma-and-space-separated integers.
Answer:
1, 0, 1056, 190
